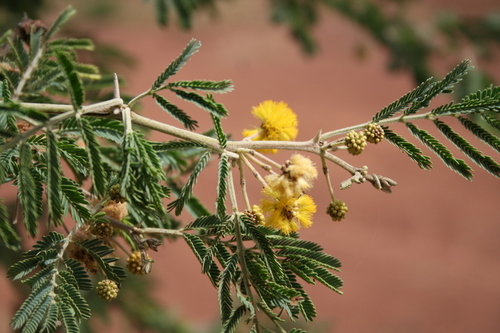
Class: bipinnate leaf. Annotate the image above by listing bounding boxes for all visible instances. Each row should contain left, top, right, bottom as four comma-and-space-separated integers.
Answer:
152, 38, 201, 89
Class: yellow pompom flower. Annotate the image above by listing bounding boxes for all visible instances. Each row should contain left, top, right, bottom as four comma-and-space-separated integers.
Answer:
260, 187, 316, 235
242, 100, 298, 154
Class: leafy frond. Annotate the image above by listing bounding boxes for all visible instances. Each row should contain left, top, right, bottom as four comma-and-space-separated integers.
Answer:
155, 0, 168, 26
184, 214, 225, 229
172, 89, 228, 117
45, 5, 76, 40
77, 117, 106, 196
61, 177, 91, 226
167, 151, 211, 215
482, 113, 500, 132
10, 279, 54, 330
216, 154, 230, 220
242, 218, 284, 282
406, 122, 473, 179
64, 258, 92, 291
58, 302, 79, 333
74, 238, 125, 283
276, 246, 342, 270
457, 116, 500, 153
219, 253, 239, 322
56, 51, 84, 110
89, 118, 124, 143
183, 233, 220, 286
383, 126, 433, 170
48, 38, 95, 51
167, 80, 234, 93
58, 283, 91, 320
152, 38, 201, 89
0, 202, 21, 250
405, 59, 472, 115
312, 267, 343, 294
372, 77, 433, 122
24, 231, 66, 258
18, 143, 42, 237
45, 130, 63, 225
222, 305, 247, 333
153, 93, 198, 130
434, 119, 500, 177
152, 140, 208, 152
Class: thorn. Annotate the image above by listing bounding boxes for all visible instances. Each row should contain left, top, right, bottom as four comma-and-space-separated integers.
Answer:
113, 73, 120, 99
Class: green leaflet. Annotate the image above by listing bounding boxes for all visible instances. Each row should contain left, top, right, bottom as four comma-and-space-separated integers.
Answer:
74, 238, 126, 283
167, 80, 234, 93
406, 122, 473, 179
155, 0, 169, 26
372, 77, 433, 122
171, 89, 228, 117
219, 253, 239, 322
216, 154, 230, 220
152, 38, 201, 89
61, 177, 91, 226
383, 126, 433, 170
153, 93, 198, 130
458, 116, 500, 153
167, 151, 211, 215
45, 130, 63, 226
18, 143, 43, 237
183, 233, 220, 286
222, 305, 247, 333
56, 51, 84, 110
0, 202, 21, 250
405, 59, 472, 115
45, 5, 76, 41
77, 117, 106, 196
434, 119, 500, 177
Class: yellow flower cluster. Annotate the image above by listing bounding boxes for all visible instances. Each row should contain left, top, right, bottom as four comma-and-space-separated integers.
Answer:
258, 154, 317, 235
242, 100, 298, 154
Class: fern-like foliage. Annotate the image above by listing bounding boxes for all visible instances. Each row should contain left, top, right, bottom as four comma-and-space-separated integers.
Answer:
7, 232, 93, 332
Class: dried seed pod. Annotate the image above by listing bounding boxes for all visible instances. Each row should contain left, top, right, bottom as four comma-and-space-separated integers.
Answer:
102, 200, 128, 221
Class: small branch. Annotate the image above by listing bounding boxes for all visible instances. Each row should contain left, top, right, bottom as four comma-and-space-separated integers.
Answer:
240, 153, 269, 189
320, 151, 336, 202
13, 45, 44, 100
237, 156, 252, 211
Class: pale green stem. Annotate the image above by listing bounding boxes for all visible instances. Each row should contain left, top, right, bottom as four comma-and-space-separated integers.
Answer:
13, 45, 44, 100
240, 153, 269, 189
320, 111, 434, 141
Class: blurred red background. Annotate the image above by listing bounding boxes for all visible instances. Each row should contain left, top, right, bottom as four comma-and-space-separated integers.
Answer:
1, 0, 499, 332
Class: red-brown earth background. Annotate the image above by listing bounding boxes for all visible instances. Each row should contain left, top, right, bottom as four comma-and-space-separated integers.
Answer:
1, 0, 500, 332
